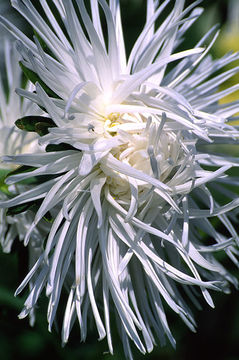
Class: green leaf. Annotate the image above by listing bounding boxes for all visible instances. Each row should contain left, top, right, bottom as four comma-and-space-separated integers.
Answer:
6, 198, 52, 222
35, 121, 55, 136
6, 198, 43, 216
15, 116, 56, 135
43, 211, 53, 223
0, 169, 12, 196
33, 30, 49, 52
6, 165, 42, 186
6, 165, 36, 179
6, 202, 34, 216
19, 61, 39, 86
0, 169, 11, 181
46, 143, 76, 152
0, 182, 11, 196
19, 61, 60, 99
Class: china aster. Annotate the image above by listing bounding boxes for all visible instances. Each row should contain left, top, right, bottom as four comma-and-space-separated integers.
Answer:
1, 0, 239, 358
0, 37, 49, 325
0, 37, 44, 253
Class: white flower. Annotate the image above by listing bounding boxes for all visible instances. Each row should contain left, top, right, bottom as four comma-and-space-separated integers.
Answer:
0, 38, 49, 326
0, 38, 45, 252
0, 40, 39, 166
1, 0, 239, 358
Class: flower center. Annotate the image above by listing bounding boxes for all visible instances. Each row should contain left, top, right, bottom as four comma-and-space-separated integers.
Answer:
104, 113, 121, 135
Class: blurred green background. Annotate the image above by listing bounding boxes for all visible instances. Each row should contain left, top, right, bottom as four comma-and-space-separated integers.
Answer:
0, 0, 239, 359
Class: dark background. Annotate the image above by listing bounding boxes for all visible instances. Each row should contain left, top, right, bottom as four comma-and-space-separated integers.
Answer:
0, 1, 239, 359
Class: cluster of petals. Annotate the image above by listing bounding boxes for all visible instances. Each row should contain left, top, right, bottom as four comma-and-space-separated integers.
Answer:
0, 38, 46, 324
0, 38, 43, 253
0, 0, 239, 358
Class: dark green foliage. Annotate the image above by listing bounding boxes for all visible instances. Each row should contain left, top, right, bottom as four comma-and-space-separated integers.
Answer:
34, 121, 55, 136
5, 198, 44, 217
15, 116, 56, 136
19, 61, 60, 99
6, 198, 52, 223
6, 165, 36, 179
46, 143, 77, 152
6, 201, 36, 216
0, 169, 11, 196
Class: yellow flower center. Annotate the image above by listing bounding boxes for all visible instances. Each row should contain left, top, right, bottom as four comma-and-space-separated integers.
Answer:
104, 113, 121, 134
